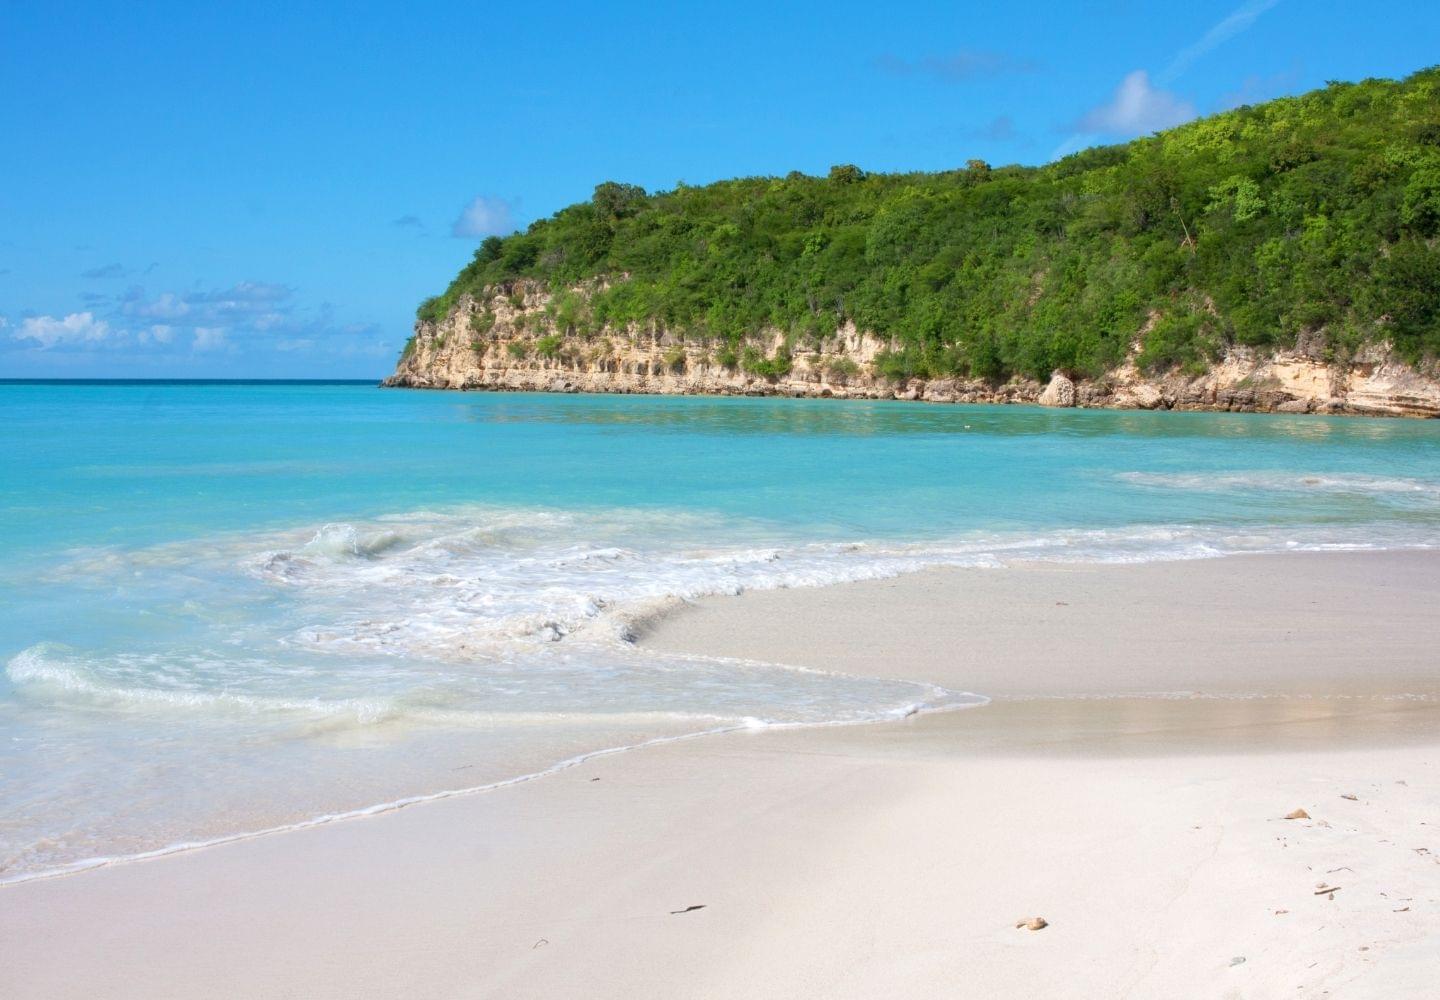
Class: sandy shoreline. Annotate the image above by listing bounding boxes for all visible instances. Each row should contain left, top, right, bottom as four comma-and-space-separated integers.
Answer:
4, 551, 1439, 998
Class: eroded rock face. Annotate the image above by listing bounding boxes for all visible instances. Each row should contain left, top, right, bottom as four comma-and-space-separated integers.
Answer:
383, 283, 1440, 418
1037, 372, 1076, 408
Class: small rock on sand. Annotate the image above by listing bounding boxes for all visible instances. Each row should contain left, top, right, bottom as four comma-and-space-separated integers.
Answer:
1015, 917, 1048, 931
1284, 808, 1311, 820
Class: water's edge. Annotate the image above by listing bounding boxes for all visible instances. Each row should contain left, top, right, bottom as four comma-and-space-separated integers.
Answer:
8, 541, 1437, 890
0, 663, 985, 888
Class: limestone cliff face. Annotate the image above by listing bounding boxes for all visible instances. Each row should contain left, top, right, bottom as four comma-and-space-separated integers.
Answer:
384, 282, 1440, 418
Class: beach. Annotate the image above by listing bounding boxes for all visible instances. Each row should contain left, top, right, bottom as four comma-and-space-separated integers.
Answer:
4, 550, 1438, 999
11, 13, 1440, 1000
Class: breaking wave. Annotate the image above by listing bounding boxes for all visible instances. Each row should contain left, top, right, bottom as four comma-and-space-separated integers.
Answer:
1118, 470, 1440, 504
4, 500, 1436, 884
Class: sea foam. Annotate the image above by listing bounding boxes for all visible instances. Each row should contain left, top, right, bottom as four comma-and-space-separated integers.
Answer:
3, 500, 1435, 883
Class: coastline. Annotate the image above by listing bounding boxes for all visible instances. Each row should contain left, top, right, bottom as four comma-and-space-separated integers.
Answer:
381, 373, 1440, 419
4, 550, 1440, 998
383, 283, 1440, 418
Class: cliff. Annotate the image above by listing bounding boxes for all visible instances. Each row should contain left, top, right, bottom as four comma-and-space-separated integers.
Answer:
384, 282, 1440, 417
404, 69, 1440, 404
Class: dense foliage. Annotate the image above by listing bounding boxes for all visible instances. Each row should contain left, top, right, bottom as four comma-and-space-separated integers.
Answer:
421, 69, 1440, 381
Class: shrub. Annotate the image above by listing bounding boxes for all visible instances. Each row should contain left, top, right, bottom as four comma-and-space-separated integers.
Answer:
741, 346, 793, 378
470, 310, 496, 336
412, 68, 1440, 381
1136, 309, 1223, 373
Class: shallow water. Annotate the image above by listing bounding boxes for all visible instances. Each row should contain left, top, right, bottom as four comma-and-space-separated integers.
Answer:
2, 382, 1437, 879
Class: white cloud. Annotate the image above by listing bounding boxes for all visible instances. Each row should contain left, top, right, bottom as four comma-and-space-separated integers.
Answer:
125, 291, 191, 320
251, 312, 288, 331
1162, 0, 1282, 83
138, 324, 174, 345
6, 278, 380, 368
1077, 70, 1195, 135
15, 312, 112, 349
451, 195, 516, 238
192, 327, 228, 351
120, 283, 292, 326
188, 282, 292, 309
1050, 1, 1279, 163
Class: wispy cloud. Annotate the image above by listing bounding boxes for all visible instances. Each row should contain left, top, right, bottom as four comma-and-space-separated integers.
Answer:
392, 214, 425, 229
11, 280, 351, 355
7, 276, 391, 371
874, 49, 1039, 81
451, 196, 517, 239
1161, 0, 1283, 84
138, 324, 174, 345
1051, 0, 1281, 160
192, 327, 228, 352
184, 281, 292, 314
120, 289, 191, 321
79, 261, 158, 280
1217, 65, 1302, 109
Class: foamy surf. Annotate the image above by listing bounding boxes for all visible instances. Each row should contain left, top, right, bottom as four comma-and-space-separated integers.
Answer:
1118, 470, 1440, 502
5, 375, 1440, 887
1, 638, 984, 885
4, 501, 1435, 882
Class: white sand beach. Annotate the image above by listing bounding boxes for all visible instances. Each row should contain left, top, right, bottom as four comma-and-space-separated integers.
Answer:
3, 551, 1439, 999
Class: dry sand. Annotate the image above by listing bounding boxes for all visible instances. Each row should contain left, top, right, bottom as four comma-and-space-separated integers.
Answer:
3, 551, 1439, 999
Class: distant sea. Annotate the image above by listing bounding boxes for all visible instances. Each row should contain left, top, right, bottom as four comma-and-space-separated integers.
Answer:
2, 380, 1438, 881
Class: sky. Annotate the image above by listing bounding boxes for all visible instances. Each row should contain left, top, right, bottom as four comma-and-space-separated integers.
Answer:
2, 0, 1438, 379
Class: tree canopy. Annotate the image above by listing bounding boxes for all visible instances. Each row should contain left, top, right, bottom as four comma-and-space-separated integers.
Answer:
420, 68, 1440, 381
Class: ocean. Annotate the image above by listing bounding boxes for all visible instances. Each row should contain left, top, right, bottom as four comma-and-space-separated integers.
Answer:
2, 380, 1438, 881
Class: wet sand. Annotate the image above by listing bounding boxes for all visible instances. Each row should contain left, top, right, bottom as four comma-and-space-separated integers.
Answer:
3, 551, 1439, 998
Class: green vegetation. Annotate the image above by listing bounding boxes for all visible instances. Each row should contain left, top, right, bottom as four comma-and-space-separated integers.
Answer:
663, 344, 688, 371
470, 309, 496, 336
422, 69, 1440, 380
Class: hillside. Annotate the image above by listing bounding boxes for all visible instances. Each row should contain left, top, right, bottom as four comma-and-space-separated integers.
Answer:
390, 68, 1440, 415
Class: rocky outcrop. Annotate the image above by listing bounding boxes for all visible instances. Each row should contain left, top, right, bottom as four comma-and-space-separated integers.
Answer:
383, 283, 1440, 418
1037, 372, 1076, 408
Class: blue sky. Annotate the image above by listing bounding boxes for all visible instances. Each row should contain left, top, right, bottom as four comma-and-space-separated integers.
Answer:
2, 0, 1437, 378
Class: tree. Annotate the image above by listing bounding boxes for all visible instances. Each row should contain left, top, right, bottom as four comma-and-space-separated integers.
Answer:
592, 181, 648, 220
475, 235, 504, 263
1400, 163, 1440, 236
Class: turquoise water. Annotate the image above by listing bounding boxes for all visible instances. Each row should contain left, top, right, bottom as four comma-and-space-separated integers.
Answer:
3, 381, 1438, 880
